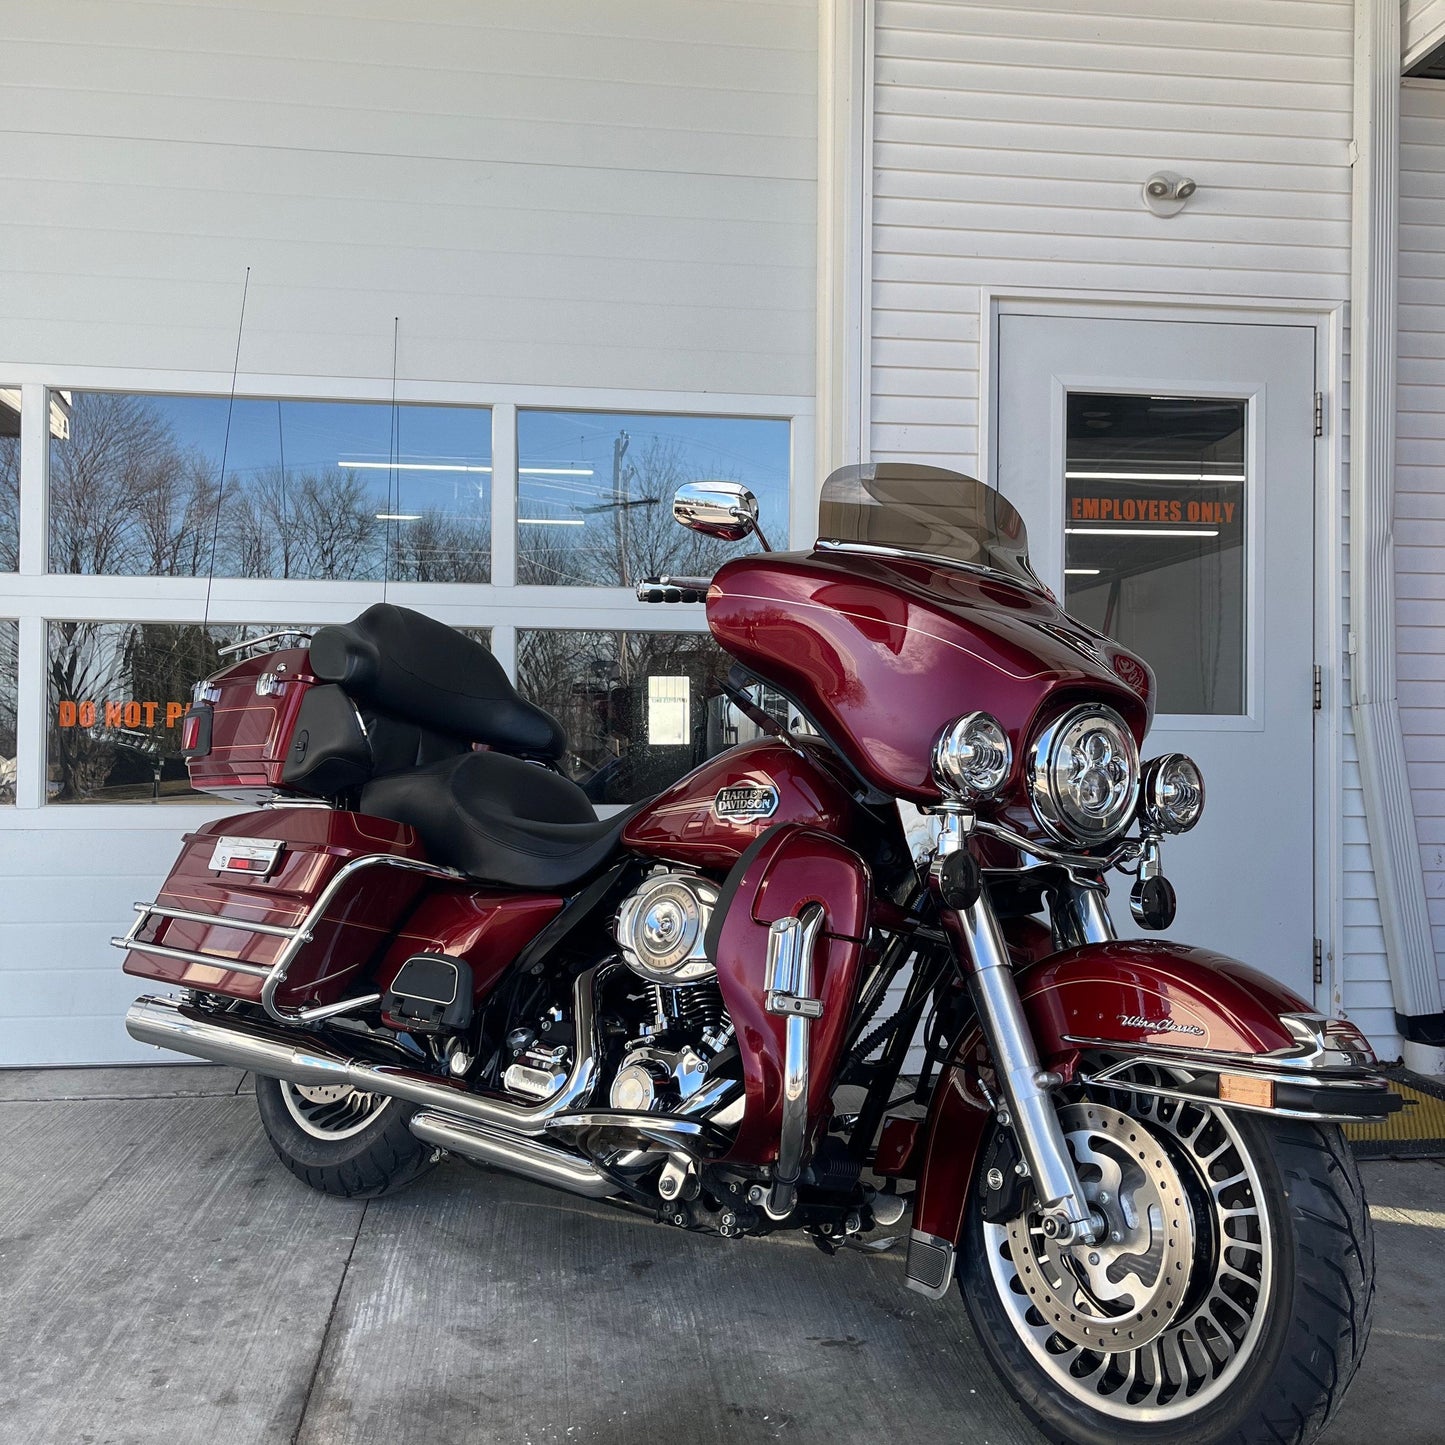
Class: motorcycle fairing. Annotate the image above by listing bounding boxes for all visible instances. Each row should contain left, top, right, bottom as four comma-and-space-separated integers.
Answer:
707, 822, 871, 1164
907, 941, 1349, 1255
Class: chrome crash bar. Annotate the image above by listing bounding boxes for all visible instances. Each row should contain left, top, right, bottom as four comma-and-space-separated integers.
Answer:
112, 853, 466, 1025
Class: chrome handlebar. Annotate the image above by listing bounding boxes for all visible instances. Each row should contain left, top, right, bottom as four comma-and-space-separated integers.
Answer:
636, 575, 712, 603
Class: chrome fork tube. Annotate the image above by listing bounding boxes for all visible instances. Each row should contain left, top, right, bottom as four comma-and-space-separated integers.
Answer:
1049, 876, 1117, 950
930, 825, 1101, 1242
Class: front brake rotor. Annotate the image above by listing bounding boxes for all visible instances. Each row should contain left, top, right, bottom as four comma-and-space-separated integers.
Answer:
1004, 1101, 1196, 1351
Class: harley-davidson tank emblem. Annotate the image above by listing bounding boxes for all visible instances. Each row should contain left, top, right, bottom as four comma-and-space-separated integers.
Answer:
1118, 1013, 1205, 1037
713, 783, 780, 822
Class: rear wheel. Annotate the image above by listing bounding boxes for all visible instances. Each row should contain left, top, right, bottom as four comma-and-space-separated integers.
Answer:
957, 1070, 1374, 1445
255, 1076, 438, 1198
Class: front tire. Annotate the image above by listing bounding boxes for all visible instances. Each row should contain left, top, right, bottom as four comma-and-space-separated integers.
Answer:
255, 1076, 437, 1199
958, 1077, 1374, 1445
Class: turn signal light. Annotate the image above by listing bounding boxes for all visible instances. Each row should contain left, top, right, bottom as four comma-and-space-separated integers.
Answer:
179, 704, 212, 760
933, 712, 1012, 799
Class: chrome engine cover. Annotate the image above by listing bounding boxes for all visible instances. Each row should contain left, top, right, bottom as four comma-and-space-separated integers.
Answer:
615, 872, 719, 985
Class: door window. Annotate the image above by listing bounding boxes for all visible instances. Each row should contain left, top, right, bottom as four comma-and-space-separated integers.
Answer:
1064, 393, 1247, 716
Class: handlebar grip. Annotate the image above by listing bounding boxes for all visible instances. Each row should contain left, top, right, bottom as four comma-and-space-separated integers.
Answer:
636, 576, 710, 604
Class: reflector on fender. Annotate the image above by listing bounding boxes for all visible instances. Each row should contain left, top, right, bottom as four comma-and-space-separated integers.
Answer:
1219, 1074, 1275, 1109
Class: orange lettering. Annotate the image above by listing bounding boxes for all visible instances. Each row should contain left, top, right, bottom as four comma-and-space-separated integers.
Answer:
143, 701, 158, 727
123, 701, 142, 728
1224, 502, 1236, 524
105, 701, 123, 728
1071, 497, 1083, 519
1082, 498, 1101, 520
57, 701, 78, 728
78, 701, 96, 728
166, 702, 185, 728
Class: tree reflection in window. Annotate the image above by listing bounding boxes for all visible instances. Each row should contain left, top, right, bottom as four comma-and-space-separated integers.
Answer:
517, 412, 789, 587
48, 393, 492, 582
517, 629, 788, 805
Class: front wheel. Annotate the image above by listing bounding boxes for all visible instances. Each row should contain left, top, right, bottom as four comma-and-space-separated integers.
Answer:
958, 1075, 1374, 1445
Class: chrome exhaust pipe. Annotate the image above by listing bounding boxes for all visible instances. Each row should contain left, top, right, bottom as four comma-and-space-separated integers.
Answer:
124, 967, 602, 1138
408, 1111, 615, 1199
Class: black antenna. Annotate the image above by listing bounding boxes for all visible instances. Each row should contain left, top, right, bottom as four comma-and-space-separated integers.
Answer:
274, 401, 286, 575
382, 316, 399, 601
202, 266, 251, 633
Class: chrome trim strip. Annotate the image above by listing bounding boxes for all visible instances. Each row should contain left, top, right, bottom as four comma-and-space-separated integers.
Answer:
762, 905, 826, 1221
1061, 1033, 1379, 1079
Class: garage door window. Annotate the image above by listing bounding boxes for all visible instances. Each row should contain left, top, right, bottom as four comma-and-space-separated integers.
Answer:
516, 411, 788, 586
48, 394, 492, 582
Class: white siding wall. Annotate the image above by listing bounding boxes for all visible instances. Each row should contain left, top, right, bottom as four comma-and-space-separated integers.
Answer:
1397, 79, 1445, 1006
0, 0, 817, 1066
868, 1, 1398, 1046
0, 0, 816, 396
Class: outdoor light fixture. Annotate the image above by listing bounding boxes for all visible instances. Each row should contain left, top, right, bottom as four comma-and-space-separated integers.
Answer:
1142, 171, 1197, 218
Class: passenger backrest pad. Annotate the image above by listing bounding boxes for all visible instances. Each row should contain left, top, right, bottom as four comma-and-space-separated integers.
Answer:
308, 603, 566, 760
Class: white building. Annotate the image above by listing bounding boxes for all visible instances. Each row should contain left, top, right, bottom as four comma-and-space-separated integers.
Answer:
1, 0, 1443, 1073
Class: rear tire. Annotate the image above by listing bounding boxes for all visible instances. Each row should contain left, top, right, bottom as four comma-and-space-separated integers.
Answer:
255, 1076, 438, 1199
958, 1086, 1374, 1445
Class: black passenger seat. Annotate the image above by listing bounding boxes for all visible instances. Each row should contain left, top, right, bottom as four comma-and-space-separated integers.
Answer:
303, 604, 635, 889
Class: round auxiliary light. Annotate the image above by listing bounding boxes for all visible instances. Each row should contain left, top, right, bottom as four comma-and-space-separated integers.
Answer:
1140, 752, 1206, 834
1028, 703, 1140, 847
932, 711, 1013, 799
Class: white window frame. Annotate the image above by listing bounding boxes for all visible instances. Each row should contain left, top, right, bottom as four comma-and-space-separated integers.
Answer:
0, 368, 813, 823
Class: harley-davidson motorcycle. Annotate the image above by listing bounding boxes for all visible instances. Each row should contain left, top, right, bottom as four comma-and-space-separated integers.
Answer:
119, 464, 1398, 1444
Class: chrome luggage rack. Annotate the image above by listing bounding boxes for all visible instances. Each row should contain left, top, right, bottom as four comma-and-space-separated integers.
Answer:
215, 628, 314, 660
112, 853, 465, 1026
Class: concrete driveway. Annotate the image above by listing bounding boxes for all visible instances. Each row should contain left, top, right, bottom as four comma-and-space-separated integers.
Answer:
0, 1065, 1440, 1445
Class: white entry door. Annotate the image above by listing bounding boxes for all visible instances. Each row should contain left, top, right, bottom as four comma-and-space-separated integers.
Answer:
996, 313, 1317, 999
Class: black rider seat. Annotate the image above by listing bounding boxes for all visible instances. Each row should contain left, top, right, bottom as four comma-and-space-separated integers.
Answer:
361, 750, 634, 891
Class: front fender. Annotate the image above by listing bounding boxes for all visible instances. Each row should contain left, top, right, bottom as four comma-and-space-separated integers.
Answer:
905, 941, 1333, 1293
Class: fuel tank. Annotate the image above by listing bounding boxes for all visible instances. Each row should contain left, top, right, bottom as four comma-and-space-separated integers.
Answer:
622, 736, 863, 870
706, 550, 1153, 806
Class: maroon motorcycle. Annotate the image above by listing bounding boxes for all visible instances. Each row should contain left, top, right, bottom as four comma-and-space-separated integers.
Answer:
119, 464, 1396, 1445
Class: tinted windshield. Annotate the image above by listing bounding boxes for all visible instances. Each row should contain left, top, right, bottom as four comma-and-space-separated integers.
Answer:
817, 463, 1043, 592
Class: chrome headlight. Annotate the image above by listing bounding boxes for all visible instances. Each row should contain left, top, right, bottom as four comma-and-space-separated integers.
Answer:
1141, 753, 1205, 834
933, 711, 1012, 799
1028, 704, 1140, 846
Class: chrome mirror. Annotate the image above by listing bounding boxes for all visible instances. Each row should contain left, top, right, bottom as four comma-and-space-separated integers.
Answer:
672, 481, 772, 550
